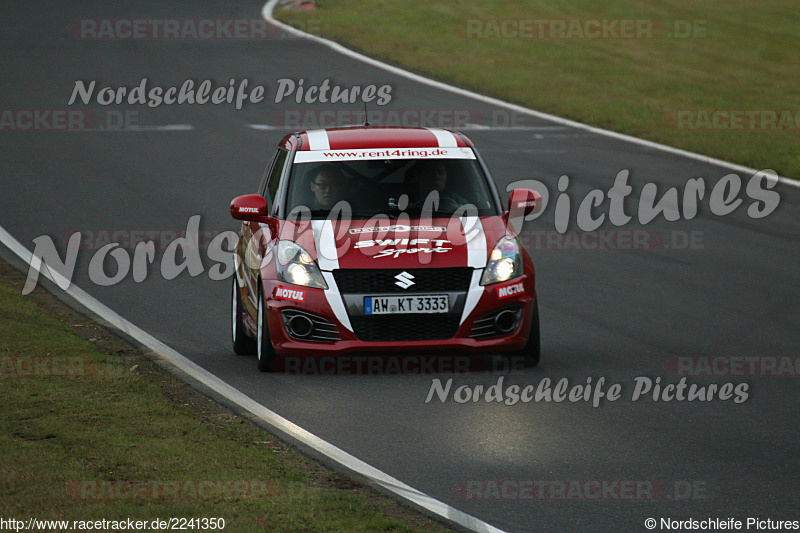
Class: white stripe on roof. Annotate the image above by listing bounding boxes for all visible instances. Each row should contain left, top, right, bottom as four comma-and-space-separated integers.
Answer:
306, 129, 330, 150
427, 128, 459, 148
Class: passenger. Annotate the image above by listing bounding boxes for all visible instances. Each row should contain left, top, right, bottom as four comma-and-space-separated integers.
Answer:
409, 160, 467, 208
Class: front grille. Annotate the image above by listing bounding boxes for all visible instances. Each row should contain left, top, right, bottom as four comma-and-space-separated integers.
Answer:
281, 310, 341, 342
350, 315, 461, 342
333, 268, 473, 294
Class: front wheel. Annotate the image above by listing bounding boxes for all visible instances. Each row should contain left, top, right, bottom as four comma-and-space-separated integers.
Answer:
256, 288, 276, 372
232, 278, 256, 355
509, 295, 540, 368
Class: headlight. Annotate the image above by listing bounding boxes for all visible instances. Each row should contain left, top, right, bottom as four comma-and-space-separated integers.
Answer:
481, 236, 523, 285
276, 241, 328, 289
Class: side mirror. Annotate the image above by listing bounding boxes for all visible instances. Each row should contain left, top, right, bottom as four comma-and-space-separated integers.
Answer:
506, 188, 542, 236
230, 194, 269, 221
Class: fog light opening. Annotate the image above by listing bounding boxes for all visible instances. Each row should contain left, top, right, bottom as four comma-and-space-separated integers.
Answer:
494, 310, 518, 334
287, 314, 315, 338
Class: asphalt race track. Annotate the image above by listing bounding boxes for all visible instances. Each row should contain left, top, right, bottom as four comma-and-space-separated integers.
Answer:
1, 2, 799, 531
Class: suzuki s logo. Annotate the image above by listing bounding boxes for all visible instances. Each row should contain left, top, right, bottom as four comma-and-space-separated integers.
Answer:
394, 271, 415, 289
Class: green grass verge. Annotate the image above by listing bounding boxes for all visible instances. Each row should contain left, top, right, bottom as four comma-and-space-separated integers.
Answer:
0, 261, 448, 532
277, 0, 799, 179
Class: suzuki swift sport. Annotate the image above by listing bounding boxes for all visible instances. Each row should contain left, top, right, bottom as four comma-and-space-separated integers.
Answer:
229, 126, 542, 371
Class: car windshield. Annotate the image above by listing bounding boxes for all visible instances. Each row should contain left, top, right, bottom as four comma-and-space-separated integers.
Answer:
285, 157, 497, 219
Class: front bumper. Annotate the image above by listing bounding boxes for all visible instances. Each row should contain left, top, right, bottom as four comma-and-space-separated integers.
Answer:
263, 273, 536, 356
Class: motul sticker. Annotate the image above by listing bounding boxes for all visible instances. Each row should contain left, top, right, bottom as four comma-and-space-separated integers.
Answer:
497, 282, 524, 299
238, 206, 259, 213
274, 287, 305, 301
516, 200, 536, 208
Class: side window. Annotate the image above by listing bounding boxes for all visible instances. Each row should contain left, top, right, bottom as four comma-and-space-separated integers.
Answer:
261, 149, 288, 211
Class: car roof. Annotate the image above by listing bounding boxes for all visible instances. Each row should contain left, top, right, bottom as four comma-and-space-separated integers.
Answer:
277, 126, 474, 151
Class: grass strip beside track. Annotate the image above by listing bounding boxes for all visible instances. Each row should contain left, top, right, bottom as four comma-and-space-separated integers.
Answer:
0, 260, 449, 532
276, 0, 799, 180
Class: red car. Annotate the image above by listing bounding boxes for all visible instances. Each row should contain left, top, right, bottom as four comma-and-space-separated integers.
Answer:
230, 126, 542, 371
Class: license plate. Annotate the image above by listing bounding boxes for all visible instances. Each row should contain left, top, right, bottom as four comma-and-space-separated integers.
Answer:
365, 295, 449, 315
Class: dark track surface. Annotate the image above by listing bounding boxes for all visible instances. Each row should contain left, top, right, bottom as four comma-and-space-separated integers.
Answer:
1, 3, 799, 531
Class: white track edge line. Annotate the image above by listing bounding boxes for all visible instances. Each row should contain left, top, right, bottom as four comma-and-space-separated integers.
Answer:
0, 224, 505, 533
263, 0, 798, 189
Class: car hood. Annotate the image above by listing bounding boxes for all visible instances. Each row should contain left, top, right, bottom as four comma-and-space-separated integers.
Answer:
280, 216, 508, 271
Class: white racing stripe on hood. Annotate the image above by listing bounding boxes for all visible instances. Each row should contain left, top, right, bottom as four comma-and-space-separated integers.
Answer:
311, 220, 352, 332
306, 129, 330, 150
427, 128, 459, 148
461, 216, 487, 269
460, 270, 484, 326
459, 216, 487, 325
321, 272, 352, 332
311, 219, 339, 271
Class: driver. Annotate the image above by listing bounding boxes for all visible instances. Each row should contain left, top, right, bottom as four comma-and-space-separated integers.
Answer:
308, 164, 345, 209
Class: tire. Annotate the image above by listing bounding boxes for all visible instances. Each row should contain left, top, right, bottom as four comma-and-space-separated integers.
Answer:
232, 278, 256, 355
256, 288, 276, 372
523, 296, 541, 368
509, 294, 540, 368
